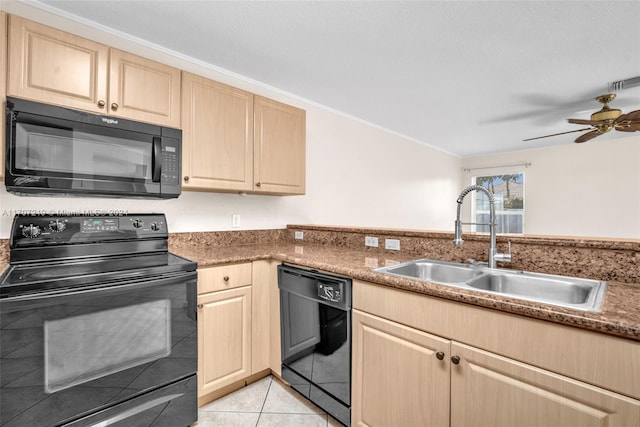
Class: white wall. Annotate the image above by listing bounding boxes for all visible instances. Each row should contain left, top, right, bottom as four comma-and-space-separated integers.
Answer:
460, 135, 640, 239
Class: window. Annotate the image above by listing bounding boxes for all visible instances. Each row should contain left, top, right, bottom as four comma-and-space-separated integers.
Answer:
472, 173, 524, 234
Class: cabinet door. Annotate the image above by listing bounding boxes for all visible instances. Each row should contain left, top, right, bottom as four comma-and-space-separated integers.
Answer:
7, 15, 109, 113
181, 72, 254, 191
197, 286, 252, 397
109, 49, 181, 128
253, 96, 305, 195
352, 310, 450, 427
1, 12, 6, 179
451, 341, 640, 427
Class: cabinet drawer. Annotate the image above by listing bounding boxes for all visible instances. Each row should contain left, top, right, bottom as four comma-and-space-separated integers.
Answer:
198, 263, 252, 294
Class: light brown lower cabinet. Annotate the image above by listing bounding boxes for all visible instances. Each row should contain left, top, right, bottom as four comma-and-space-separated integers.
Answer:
197, 285, 252, 396
352, 310, 450, 426
197, 261, 275, 404
352, 308, 640, 427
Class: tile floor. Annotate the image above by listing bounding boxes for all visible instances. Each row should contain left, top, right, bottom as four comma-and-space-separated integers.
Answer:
192, 375, 342, 427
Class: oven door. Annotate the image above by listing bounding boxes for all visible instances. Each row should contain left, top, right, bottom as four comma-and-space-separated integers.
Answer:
0, 273, 197, 427
5, 97, 181, 198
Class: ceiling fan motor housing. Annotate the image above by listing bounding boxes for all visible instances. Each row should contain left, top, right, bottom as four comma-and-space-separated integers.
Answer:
591, 107, 622, 122
591, 93, 622, 121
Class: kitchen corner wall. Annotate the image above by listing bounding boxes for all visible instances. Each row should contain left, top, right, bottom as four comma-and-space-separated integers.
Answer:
0, 3, 462, 238
461, 135, 640, 239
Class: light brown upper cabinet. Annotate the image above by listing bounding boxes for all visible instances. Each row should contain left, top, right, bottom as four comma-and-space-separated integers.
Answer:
1, 12, 7, 180
253, 96, 306, 195
8, 16, 181, 128
182, 72, 254, 192
182, 73, 306, 195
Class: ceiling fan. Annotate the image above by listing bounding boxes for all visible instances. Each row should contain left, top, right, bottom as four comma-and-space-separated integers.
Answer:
524, 93, 640, 143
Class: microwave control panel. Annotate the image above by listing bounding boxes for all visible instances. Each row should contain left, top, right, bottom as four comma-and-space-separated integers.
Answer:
161, 140, 180, 185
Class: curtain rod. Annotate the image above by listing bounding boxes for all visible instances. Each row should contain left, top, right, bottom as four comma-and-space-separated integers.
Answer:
462, 162, 531, 172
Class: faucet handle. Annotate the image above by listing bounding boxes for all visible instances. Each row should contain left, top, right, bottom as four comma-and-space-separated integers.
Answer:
495, 241, 512, 263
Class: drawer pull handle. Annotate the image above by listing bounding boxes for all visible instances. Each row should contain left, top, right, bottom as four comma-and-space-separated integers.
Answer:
97, 100, 106, 108
111, 102, 119, 111
184, 176, 190, 182
451, 355, 461, 365
197, 304, 203, 309
223, 276, 230, 282
436, 351, 445, 360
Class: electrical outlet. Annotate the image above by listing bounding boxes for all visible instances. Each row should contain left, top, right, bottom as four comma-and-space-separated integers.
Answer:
385, 239, 400, 250
231, 214, 240, 228
294, 231, 304, 240
365, 236, 379, 247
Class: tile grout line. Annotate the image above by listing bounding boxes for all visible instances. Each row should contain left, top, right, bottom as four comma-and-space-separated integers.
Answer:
255, 375, 273, 426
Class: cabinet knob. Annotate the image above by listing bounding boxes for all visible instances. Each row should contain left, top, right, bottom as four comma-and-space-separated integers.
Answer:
111, 102, 119, 111
197, 304, 203, 309
223, 276, 230, 282
451, 355, 461, 365
256, 182, 262, 187
97, 100, 106, 108
436, 351, 445, 360
184, 176, 190, 182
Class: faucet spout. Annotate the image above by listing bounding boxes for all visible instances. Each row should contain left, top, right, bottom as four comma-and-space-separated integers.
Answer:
453, 185, 510, 268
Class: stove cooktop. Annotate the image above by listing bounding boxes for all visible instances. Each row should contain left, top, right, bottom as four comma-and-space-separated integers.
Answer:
1, 214, 196, 298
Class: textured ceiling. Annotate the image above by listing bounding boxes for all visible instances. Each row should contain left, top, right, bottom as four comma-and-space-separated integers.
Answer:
16, 1, 640, 156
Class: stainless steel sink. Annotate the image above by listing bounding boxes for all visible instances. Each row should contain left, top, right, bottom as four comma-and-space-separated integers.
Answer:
374, 259, 607, 312
465, 271, 606, 310
374, 259, 483, 285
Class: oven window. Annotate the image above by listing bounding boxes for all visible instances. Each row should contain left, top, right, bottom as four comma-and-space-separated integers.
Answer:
44, 299, 171, 394
15, 123, 152, 179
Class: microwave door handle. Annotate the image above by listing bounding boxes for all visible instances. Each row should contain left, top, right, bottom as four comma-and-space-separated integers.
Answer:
152, 137, 162, 182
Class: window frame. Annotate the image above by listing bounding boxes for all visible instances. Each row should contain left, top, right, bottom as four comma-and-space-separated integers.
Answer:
470, 172, 525, 235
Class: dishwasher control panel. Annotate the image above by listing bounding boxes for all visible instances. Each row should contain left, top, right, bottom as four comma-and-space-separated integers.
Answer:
318, 281, 343, 303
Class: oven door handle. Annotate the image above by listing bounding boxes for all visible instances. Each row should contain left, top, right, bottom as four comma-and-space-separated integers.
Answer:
152, 137, 162, 183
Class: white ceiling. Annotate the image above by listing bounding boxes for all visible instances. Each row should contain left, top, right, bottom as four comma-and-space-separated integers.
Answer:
20, 0, 640, 157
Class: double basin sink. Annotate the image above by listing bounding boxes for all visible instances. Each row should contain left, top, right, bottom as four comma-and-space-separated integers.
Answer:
374, 259, 607, 311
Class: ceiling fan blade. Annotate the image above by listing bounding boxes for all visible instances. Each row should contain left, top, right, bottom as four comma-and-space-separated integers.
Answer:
615, 123, 640, 132
568, 118, 601, 125
575, 130, 602, 143
625, 110, 640, 120
614, 110, 640, 132
523, 127, 593, 142
615, 110, 640, 122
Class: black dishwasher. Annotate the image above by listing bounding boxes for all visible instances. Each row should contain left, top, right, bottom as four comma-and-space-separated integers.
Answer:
278, 264, 352, 426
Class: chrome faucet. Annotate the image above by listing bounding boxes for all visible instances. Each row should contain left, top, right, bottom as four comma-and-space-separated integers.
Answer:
453, 185, 511, 268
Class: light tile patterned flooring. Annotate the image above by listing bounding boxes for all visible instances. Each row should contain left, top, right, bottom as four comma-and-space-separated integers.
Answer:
193, 375, 343, 427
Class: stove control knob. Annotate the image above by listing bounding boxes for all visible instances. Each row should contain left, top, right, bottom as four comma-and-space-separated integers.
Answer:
22, 224, 42, 238
49, 220, 66, 233
150, 222, 160, 231
132, 219, 144, 228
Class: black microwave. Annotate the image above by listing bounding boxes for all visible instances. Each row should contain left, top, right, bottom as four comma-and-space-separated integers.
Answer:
5, 97, 182, 198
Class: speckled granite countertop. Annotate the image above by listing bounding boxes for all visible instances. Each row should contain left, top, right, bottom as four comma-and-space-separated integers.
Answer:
1, 229, 638, 342
170, 241, 640, 343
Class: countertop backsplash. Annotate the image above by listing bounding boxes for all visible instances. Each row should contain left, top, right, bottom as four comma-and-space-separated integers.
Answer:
285, 225, 640, 285
1, 225, 639, 285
